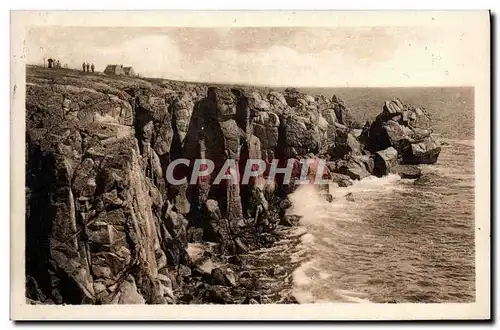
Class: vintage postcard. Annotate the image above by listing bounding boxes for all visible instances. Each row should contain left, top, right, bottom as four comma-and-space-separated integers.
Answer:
10, 10, 490, 320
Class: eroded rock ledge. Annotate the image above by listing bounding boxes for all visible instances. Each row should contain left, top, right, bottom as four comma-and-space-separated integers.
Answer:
25, 66, 440, 304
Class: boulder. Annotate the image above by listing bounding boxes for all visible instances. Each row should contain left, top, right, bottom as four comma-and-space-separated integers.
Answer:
383, 98, 404, 116
330, 173, 353, 187
345, 193, 355, 202
332, 129, 362, 158
323, 193, 334, 203
336, 156, 371, 181
367, 118, 410, 153
206, 285, 234, 304
252, 112, 279, 162
211, 268, 237, 287
404, 105, 433, 130
373, 147, 398, 177
392, 164, 422, 179
402, 136, 441, 164
116, 276, 146, 304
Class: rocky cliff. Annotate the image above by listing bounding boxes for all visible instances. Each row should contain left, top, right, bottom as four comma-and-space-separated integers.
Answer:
25, 66, 441, 304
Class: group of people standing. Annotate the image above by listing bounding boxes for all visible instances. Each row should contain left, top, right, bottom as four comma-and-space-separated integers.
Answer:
47, 58, 61, 69
82, 62, 95, 73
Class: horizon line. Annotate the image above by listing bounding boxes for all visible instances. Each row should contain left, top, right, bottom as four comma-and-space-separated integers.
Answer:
25, 64, 475, 90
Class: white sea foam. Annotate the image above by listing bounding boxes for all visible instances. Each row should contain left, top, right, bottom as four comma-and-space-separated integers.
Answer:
292, 260, 317, 287
319, 272, 332, 280
288, 174, 403, 303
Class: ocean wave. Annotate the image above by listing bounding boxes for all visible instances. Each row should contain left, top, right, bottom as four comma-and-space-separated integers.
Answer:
287, 174, 404, 303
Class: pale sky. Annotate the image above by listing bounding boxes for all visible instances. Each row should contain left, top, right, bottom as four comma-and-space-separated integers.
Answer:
26, 26, 480, 87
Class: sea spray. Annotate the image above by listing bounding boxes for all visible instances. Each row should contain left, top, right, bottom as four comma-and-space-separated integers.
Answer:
287, 174, 405, 303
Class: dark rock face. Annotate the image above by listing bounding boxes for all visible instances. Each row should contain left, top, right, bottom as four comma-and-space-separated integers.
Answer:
373, 147, 398, 177
24, 66, 441, 305
364, 98, 441, 164
402, 135, 441, 165
336, 156, 372, 180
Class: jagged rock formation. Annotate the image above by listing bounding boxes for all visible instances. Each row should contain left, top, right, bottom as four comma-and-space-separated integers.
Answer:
25, 66, 441, 304
362, 98, 441, 165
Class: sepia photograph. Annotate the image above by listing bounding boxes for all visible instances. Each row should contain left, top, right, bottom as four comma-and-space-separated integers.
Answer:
10, 10, 490, 320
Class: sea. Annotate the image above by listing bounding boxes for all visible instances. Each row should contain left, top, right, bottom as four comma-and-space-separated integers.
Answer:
285, 87, 476, 303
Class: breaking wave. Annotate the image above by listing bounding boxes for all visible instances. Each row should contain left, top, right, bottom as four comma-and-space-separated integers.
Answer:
287, 140, 474, 303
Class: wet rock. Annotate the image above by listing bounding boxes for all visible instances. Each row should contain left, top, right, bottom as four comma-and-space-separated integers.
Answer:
373, 147, 398, 177
345, 192, 355, 202
402, 135, 441, 165
279, 214, 301, 227
278, 198, 292, 216
210, 267, 237, 287
336, 156, 371, 181
330, 173, 353, 187
392, 164, 422, 179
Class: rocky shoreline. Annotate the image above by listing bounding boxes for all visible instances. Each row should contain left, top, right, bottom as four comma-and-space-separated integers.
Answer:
25, 65, 441, 304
